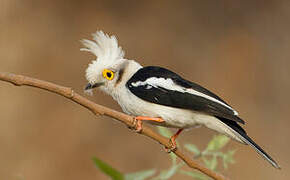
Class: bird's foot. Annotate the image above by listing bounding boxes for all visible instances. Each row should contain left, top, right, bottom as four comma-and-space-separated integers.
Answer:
132, 117, 143, 133
165, 137, 178, 153
165, 129, 183, 153
135, 116, 165, 123
132, 116, 165, 133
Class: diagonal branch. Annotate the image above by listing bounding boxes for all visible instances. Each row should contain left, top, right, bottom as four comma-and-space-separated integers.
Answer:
0, 72, 229, 180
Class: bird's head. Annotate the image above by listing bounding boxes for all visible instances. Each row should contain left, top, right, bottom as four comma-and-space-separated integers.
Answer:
81, 31, 140, 96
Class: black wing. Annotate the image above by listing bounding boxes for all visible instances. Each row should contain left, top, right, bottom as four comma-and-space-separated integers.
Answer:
126, 66, 244, 124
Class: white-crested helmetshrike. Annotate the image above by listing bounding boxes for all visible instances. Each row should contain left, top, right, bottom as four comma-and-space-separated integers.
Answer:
82, 31, 280, 169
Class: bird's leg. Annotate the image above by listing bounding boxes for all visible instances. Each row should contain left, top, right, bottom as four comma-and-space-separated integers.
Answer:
166, 128, 184, 152
133, 116, 165, 133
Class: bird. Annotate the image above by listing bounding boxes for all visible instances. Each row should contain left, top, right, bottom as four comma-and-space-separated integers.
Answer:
81, 31, 280, 169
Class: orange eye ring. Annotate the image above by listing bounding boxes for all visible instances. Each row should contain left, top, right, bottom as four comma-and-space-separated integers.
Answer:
102, 69, 114, 80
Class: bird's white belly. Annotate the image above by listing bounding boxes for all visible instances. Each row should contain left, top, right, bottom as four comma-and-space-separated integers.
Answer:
113, 86, 243, 142
115, 88, 208, 128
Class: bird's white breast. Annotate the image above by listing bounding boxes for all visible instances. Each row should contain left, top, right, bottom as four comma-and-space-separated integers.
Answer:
108, 62, 242, 142
115, 84, 202, 126
112, 84, 242, 142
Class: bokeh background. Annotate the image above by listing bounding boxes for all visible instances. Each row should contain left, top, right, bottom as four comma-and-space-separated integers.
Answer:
0, 1, 289, 179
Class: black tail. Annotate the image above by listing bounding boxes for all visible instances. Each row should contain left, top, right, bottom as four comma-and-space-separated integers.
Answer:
217, 117, 280, 169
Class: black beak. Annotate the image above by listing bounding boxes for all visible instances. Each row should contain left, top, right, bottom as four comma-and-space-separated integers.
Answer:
85, 82, 104, 90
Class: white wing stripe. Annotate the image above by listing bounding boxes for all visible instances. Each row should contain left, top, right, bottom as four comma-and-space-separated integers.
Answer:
131, 77, 238, 115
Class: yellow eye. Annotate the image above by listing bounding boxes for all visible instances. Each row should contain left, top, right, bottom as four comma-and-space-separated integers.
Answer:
102, 69, 114, 80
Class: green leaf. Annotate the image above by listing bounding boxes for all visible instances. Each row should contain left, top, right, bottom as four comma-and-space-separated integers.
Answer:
157, 127, 180, 148
157, 127, 179, 164
208, 155, 218, 170
152, 163, 183, 180
169, 152, 177, 165
202, 157, 211, 169
157, 127, 172, 138
223, 150, 236, 169
92, 157, 124, 180
125, 169, 156, 180
179, 170, 209, 180
184, 144, 200, 156
206, 135, 230, 152
223, 158, 228, 169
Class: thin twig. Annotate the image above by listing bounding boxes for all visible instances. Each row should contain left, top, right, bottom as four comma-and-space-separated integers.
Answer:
0, 72, 229, 180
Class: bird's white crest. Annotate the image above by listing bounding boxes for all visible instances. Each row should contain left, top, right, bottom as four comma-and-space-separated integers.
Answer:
81, 31, 125, 84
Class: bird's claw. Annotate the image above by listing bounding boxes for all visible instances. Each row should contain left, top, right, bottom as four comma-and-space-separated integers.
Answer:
132, 117, 143, 133
165, 138, 177, 153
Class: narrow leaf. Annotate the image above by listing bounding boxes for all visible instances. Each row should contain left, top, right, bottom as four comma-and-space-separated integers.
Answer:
125, 169, 156, 180
208, 155, 217, 170
92, 157, 124, 180
169, 152, 177, 165
206, 135, 230, 152
223, 149, 236, 169
184, 144, 200, 156
223, 156, 228, 169
226, 149, 236, 163
202, 157, 211, 169
157, 127, 172, 138
157, 127, 179, 164
179, 170, 209, 180
152, 163, 183, 180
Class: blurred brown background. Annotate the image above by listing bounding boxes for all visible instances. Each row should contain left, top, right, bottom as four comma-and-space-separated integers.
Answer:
0, 0, 289, 179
